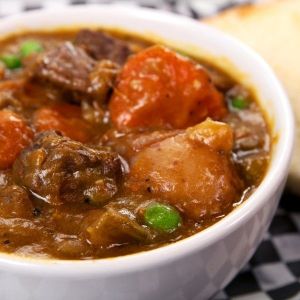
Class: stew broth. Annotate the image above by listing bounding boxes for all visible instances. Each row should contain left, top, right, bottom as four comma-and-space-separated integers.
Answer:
0, 29, 270, 259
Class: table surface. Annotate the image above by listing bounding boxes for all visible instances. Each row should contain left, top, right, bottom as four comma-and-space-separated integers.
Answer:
0, 1, 299, 299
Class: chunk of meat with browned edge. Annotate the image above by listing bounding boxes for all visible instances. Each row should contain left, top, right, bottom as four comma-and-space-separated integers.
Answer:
13, 131, 123, 206
74, 29, 131, 65
0, 217, 46, 251
223, 85, 270, 185
224, 107, 269, 153
81, 199, 152, 248
31, 42, 95, 94
0, 185, 33, 219
126, 119, 244, 221
87, 59, 120, 104
30, 42, 119, 104
0, 183, 45, 249
49, 196, 153, 257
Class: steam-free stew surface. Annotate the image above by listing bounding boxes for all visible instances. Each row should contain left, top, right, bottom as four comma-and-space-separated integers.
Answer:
0, 29, 270, 259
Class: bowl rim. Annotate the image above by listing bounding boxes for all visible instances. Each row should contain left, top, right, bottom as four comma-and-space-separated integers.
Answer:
0, 4, 294, 277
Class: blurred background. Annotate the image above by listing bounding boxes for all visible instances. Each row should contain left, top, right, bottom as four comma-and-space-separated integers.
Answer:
0, 0, 254, 18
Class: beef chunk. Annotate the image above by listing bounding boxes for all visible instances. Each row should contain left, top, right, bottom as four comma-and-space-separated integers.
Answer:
223, 108, 270, 153
52, 234, 88, 258
75, 30, 131, 64
81, 204, 152, 248
236, 152, 269, 185
88, 59, 120, 103
31, 42, 119, 104
32, 42, 96, 94
13, 131, 123, 206
0, 181, 40, 249
0, 218, 45, 249
224, 85, 270, 155
0, 185, 33, 218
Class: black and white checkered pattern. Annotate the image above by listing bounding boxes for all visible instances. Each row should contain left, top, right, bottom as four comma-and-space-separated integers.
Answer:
215, 191, 300, 299
0, 1, 299, 299
0, 0, 256, 18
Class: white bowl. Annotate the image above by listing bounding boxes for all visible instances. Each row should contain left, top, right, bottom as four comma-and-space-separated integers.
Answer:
0, 5, 294, 300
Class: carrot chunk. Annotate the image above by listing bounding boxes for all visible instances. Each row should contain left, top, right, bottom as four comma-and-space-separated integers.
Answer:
33, 104, 92, 143
0, 110, 33, 169
109, 45, 226, 130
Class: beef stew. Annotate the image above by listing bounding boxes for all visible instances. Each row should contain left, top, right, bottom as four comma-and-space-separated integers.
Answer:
0, 29, 270, 259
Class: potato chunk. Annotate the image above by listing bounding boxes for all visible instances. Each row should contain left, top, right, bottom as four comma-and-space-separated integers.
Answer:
186, 118, 233, 151
126, 119, 243, 221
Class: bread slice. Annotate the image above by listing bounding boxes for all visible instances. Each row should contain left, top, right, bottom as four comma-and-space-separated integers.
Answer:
205, 0, 300, 194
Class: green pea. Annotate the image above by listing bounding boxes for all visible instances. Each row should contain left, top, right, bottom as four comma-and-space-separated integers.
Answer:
230, 96, 249, 110
20, 40, 43, 57
0, 54, 21, 69
144, 202, 181, 232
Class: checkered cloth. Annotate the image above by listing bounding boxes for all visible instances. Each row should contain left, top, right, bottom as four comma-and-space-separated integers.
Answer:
216, 191, 300, 300
0, 0, 254, 18
0, 1, 299, 299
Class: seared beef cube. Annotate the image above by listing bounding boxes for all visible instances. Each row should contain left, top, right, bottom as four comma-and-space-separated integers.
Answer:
75, 29, 131, 64
88, 59, 120, 103
223, 97, 270, 153
52, 234, 88, 258
0, 182, 41, 249
0, 185, 33, 218
0, 217, 45, 248
13, 131, 123, 206
31, 42, 120, 104
33, 42, 96, 94
81, 206, 151, 248
236, 152, 269, 185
